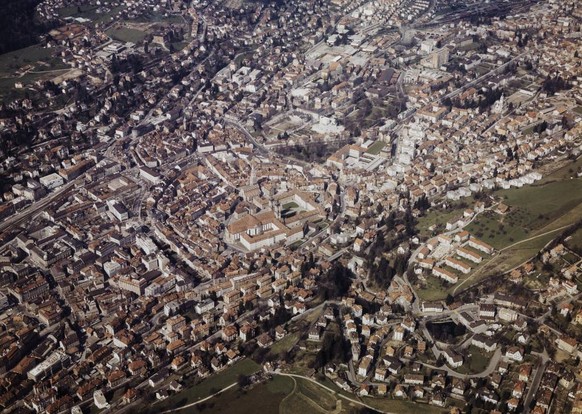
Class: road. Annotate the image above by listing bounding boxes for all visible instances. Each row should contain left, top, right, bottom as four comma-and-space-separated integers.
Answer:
414, 348, 502, 379
523, 349, 549, 414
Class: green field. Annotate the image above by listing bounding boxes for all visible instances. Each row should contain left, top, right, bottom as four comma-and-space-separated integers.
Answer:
416, 203, 470, 237
0, 45, 52, 75
58, 2, 126, 23
153, 359, 261, 412
280, 376, 369, 414
540, 156, 582, 184
106, 27, 148, 43
0, 72, 57, 101
363, 397, 448, 414
169, 375, 294, 414
171, 41, 189, 52
366, 141, 386, 155
566, 228, 582, 252
270, 332, 299, 356
417, 273, 455, 301
456, 346, 493, 375
0, 44, 73, 101
282, 202, 299, 210
465, 178, 582, 250
465, 210, 529, 250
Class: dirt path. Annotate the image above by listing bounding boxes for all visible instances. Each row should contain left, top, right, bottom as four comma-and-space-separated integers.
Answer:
279, 376, 297, 414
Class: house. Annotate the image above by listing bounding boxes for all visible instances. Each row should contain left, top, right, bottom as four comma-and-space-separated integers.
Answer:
431, 375, 446, 389
308, 326, 322, 341
422, 301, 444, 313
122, 388, 138, 404
505, 346, 524, 362
430, 392, 446, 407
507, 397, 520, 411
257, 333, 273, 348
519, 364, 532, 381
512, 381, 526, 398
358, 355, 374, 377
387, 359, 403, 375
210, 357, 222, 371
478, 304, 496, 320
374, 366, 387, 382
478, 388, 499, 404
293, 302, 306, 315
413, 386, 424, 399
275, 326, 286, 340
467, 237, 494, 254
362, 314, 375, 325
156, 389, 169, 401
401, 316, 416, 332
556, 335, 577, 354
239, 324, 255, 342
432, 267, 458, 284
444, 349, 463, 368
517, 333, 530, 345
472, 334, 497, 352
335, 378, 351, 392
495, 203, 510, 215
128, 359, 147, 376
451, 378, 466, 395
149, 369, 169, 388
393, 384, 406, 398
393, 325, 405, 341
358, 384, 370, 397
222, 325, 238, 342
403, 374, 424, 385
107, 370, 126, 388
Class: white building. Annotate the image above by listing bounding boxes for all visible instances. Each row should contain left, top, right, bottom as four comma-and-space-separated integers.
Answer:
39, 173, 64, 190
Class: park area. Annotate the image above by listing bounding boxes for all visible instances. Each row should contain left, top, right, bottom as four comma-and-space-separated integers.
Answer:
168, 375, 294, 414
150, 359, 261, 413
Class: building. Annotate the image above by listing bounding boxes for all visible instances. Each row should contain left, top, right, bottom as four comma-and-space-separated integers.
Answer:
444, 349, 463, 368
445, 257, 471, 274
107, 200, 129, 221
432, 267, 458, 284
467, 237, 494, 255
39, 173, 64, 190
358, 355, 374, 377
456, 247, 483, 264
27, 351, 70, 381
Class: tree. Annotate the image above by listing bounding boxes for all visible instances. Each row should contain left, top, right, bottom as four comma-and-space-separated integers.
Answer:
318, 262, 354, 300
237, 374, 251, 388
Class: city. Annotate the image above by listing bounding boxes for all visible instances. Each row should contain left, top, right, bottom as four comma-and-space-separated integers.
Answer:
0, 0, 581, 413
